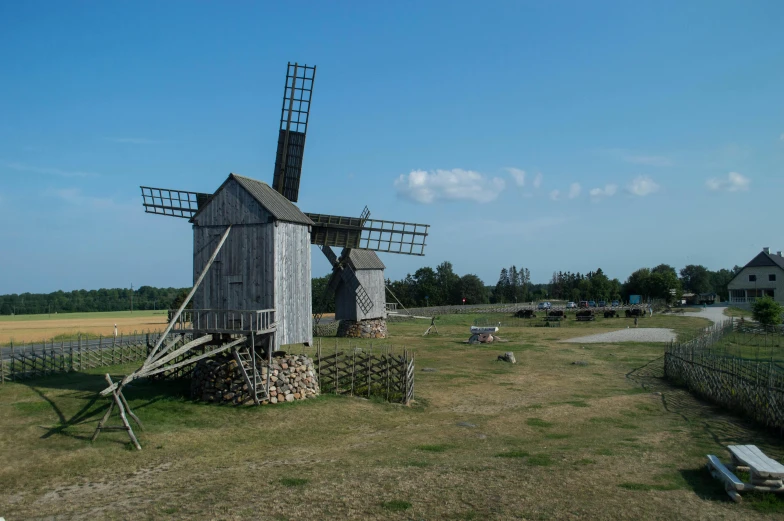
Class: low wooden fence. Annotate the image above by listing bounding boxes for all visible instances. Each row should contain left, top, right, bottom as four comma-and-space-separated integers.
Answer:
664, 319, 784, 433
313, 320, 340, 337
0, 332, 161, 383
310, 339, 414, 404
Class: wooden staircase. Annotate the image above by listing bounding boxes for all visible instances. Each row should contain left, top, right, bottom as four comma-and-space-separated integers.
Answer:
233, 345, 268, 405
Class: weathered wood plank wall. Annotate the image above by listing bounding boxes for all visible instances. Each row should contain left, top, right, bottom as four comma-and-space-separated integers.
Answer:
274, 222, 312, 348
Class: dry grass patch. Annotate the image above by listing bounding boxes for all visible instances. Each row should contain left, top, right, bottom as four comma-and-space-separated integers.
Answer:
1, 312, 782, 519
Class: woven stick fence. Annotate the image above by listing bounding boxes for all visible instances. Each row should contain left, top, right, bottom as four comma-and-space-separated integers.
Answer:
310, 338, 414, 405
0, 331, 163, 383
664, 319, 784, 434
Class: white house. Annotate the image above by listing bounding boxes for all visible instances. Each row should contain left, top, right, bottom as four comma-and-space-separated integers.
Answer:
728, 247, 784, 307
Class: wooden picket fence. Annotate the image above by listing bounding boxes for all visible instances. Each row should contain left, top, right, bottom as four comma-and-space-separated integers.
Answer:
310, 338, 414, 404
664, 319, 784, 434
0, 331, 162, 383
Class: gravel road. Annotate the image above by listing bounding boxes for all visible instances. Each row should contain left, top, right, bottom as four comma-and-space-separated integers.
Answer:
561, 305, 730, 344
561, 327, 677, 344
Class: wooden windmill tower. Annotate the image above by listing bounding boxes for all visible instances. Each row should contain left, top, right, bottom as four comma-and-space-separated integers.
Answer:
107, 62, 429, 405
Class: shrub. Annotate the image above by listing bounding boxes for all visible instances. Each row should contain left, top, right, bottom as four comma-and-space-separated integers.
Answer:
751, 296, 784, 326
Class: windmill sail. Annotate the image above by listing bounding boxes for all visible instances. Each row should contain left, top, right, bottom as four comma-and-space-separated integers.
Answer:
272, 62, 316, 203
306, 212, 429, 256
140, 186, 211, 219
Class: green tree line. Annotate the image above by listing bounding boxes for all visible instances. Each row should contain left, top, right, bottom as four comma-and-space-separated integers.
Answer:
0, 262, 743, 316
0, 286, 188, 315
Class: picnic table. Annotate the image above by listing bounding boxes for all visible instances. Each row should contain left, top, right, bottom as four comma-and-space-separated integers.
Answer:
707, 445, 784, 502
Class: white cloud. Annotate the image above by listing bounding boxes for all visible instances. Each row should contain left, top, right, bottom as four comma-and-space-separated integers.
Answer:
599, 148, 672, 167
4, 162, 99, 178
467, 216, 569, 239
549, 189, 561, 201
568, 183, 581, 199
706, 172, 750, 192
394, 169, 506, 204
533, 172, 543, 188
626, 175, 660, 196
623, 155, 671, 166
589, 184, 618, 201
105, 137, 160, 144
505, 167, 526, 187
780, 133, 784, 141
45, 187, 117, 209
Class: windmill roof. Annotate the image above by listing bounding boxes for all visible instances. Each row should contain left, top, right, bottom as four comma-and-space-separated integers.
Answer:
192, 173, 313, 225
345, 249, 386, 270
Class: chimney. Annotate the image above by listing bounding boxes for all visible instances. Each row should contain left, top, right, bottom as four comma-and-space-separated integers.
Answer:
763, 247, 770, 254
778, 251, 783, 257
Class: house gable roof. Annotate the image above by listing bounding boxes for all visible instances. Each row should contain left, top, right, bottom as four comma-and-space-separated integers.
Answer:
190, 173, 313, 226
728, 251, 784, 286
744, 251, 784, 270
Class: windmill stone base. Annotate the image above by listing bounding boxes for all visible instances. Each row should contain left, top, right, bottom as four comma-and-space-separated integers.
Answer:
337, 318, 388, 339
190, 352, 319, 405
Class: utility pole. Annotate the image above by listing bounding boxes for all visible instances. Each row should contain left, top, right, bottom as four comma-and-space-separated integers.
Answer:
130, 283, 134, 314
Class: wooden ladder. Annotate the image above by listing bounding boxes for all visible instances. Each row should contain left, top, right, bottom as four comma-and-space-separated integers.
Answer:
233, 345, 268, 405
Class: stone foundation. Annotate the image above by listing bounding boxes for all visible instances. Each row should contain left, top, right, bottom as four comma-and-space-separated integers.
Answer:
190, 352, 319, 405
337, 318, 388, 339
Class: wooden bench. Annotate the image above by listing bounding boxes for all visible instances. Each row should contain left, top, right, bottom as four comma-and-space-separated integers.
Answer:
707, 455, 745, 502
729, 445, 784, 484
707, 446, 784, 502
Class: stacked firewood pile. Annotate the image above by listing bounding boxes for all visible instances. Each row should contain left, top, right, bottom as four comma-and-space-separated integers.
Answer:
603, 310, 619, 318
548, 310, 565, 318
625, 308, 646, 318
514, 309, 536, 318
190, 352, 319, 405
576, 310, 595, 321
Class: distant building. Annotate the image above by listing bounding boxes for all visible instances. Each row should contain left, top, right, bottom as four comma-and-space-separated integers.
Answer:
727, 247, 784, 308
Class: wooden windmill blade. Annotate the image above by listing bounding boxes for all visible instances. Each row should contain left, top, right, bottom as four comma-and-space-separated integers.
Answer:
306, 212, 429, 256
140, 186, 211, 219
272, 62, 316, 203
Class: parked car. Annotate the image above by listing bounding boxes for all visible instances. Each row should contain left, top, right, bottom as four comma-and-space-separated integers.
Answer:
579, 301, 589, 308
566, 301, 577, 309
537, 302, 552, 310
588, 300, 597, 307
611, 300, 620, 307
598, 300, 607, 307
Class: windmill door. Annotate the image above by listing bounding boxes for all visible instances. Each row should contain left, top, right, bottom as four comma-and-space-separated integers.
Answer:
224, 275, 243, 328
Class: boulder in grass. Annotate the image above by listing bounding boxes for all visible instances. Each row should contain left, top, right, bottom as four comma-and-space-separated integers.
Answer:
497, 352, 516, 364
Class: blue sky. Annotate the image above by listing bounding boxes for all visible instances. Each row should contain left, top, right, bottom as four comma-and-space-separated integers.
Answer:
1, 1, 783, 294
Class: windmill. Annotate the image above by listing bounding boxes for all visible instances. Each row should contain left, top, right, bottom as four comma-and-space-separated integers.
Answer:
103, 62, 429, 410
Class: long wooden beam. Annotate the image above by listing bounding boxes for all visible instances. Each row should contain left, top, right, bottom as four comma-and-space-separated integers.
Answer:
100, 225, 232, 396
142, 334, 214, 374
145, 225, 232, 364
141, 337, 247, 379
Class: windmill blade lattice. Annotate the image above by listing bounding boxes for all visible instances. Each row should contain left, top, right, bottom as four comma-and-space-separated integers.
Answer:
140, 186, 211, 219
272, 62, 316, 203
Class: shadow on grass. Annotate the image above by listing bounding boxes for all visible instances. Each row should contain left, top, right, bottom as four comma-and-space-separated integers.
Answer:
626, 356, 784, 486
22, 371, 190, 442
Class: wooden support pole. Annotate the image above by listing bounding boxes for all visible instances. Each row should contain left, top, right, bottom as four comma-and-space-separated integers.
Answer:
92, 374, 142, 450
145, 224, 233, 364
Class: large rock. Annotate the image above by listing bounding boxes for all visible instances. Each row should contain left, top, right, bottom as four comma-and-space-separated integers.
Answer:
497, 352, 516, 364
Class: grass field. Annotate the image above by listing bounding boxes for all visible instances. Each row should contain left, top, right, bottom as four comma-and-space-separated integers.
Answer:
0, 310, 169, 344
724, 306, 754, 319
1, 313, 782, 519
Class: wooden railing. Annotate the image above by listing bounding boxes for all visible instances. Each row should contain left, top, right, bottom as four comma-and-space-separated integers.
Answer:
171, 309, 276, 333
